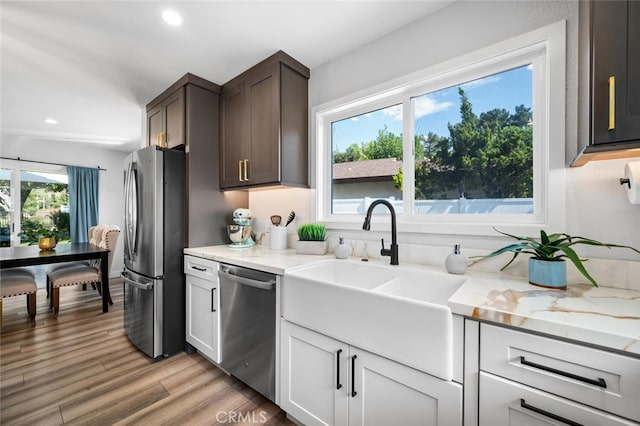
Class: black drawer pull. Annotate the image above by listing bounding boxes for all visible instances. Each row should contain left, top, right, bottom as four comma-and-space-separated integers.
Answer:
520, 399, 583, 426
211, 288, 216, 312
336, 349, 343, 390
351, 355, 358, 397
520, 356, 607, 388
192, 265, 207, 272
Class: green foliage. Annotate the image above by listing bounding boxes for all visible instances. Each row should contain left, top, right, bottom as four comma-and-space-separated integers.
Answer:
333, 126, 403, 163
19, 211, 71, 245
343, 87, 534, 201
20, 182, 67, 214
477, 228, 640, 287
297, 223, 327, 241
20, 219, 60, 244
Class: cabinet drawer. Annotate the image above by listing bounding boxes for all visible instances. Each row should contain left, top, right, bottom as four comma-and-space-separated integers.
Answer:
480, 324, 640, 422
479, 372, 638, 426
184, 255, 218, 280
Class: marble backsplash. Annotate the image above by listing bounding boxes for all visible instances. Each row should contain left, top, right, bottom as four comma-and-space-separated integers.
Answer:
258, 231, 640, 291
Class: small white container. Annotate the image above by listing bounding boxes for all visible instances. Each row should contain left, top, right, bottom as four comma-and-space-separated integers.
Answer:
445, 244, 468, 274
334, 236, 350, 259
269, 226, 288, 250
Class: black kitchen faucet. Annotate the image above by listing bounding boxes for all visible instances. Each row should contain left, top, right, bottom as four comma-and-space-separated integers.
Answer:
362, 199, 399, 265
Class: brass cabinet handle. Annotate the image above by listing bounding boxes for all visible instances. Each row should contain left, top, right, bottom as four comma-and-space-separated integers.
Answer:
238, 160, 244, 182
243, 159, 249, 182
156, 132, 166, 147
608, 76, 615, 130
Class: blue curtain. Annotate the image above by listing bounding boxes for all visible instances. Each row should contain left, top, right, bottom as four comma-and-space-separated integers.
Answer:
67, 166, 99, 242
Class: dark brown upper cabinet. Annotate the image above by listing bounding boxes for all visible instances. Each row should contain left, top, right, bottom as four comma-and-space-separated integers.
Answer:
147, 87, 185, 149
573, 0, 640, 166
220, 51, 310, 189
145, 73, 248, 247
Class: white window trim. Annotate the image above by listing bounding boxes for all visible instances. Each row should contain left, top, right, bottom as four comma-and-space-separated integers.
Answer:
312, 20, 566, 237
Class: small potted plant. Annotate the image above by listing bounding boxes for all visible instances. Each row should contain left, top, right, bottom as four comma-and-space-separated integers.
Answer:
296, 223, 327, 255
478, 228, 640, 288
38, 227, 59, 251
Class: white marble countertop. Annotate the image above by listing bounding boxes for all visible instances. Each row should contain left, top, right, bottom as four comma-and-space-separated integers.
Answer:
184, 244, 334, 275
448, 273, 640, 356
185, 245, 640, 357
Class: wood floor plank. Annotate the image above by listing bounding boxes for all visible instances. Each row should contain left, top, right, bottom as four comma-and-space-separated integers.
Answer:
160, 356, 226, 394
5, 405, 64, 426
63, 383, 170, 426
115, 376, 246, 426
1, 278, 293, 426
1, 361, 105, 406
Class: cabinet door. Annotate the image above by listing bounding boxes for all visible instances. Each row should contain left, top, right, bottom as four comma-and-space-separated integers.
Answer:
246, 63, 280, 186
220, 81, 248, 189
591, 0, 640, 145
280, 320, 349, 426
480, 372, 638, 426
164, 88, 185, 148
349, 348, 462, 426
185, 274, 220, 363
147, 104, 164, 147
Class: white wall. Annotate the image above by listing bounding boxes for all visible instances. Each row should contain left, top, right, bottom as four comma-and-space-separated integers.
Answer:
1, 137, 129, 275
250, 0, 640, 262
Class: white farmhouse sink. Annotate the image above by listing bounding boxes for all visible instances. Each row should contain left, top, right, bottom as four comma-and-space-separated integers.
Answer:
282, 259, 466, 381
290, 258, 398, 289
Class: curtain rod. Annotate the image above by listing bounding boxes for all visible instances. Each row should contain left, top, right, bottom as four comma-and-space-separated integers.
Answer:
0, 156, 107, 172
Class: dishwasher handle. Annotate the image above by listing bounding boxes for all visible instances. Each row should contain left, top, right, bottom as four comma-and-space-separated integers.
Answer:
218, 269, 275, 291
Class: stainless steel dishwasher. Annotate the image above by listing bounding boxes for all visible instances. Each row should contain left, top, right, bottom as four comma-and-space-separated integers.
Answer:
218, 263, 277, 402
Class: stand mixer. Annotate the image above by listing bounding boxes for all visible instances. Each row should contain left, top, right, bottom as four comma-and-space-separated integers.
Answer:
227, 208, 255, 249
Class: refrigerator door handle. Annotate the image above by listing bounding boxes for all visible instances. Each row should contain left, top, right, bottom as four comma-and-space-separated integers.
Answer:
124, 162, 132, 259
124, 162, 139, 259
121, 273, 154, 291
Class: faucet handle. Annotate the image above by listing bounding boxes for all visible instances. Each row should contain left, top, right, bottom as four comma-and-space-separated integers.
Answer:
380, 238, 392, 257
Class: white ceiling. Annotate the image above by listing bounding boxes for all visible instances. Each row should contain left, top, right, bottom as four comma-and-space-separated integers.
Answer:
1, 1, 452, 153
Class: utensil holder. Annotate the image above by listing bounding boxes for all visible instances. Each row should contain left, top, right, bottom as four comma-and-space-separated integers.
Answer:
270, 226, 288, 250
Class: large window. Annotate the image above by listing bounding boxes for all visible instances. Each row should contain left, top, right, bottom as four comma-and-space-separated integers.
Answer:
0, 164, 69, 246
315, 21, 566, 236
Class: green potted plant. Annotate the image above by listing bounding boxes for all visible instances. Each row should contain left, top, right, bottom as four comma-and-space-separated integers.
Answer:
478, 228, 640, 288
37, 227, 59, 251
19, 220, 60, 250
296, 223, 327, 255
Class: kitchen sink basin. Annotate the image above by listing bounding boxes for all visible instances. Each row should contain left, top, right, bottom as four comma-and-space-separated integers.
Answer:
373, 271, 466, 305
290, 258, 398, 289
282, 259, 467, 381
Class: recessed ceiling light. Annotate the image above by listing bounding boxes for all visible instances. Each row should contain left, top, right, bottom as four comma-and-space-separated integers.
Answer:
44, 118, 58, 125
162, 9, 183, 26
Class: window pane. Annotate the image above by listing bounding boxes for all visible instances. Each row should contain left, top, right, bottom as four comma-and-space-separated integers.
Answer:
0, 168, 11, 246
331, 104, 403, 215
412, 65, 533, 214
19, 171, 70, 244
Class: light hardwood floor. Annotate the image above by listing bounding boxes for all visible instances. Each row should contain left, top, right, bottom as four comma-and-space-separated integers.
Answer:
1, 279, 294, 426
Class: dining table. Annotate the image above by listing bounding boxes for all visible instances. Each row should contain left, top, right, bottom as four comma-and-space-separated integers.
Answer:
0, 243, 111, 313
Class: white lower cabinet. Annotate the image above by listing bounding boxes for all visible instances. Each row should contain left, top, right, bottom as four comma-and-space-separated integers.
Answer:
280, 320, 462, 426
184, 256, 220, 363
478, 323, 640, 426
480, 372, 638, 426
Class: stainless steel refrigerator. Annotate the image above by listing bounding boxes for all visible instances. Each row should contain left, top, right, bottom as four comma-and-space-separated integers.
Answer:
122, 146, 185, 358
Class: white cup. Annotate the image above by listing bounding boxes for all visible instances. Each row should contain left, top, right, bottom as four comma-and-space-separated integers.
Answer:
270, 226, 288, 250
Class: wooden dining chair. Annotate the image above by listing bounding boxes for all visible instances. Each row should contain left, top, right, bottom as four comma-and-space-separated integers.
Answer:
46, 225, 101, 298
47, 225, 120, 318
1, 267, 37, 326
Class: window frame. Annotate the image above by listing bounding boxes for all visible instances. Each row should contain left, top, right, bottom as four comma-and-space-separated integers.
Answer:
313, 20, 566, 237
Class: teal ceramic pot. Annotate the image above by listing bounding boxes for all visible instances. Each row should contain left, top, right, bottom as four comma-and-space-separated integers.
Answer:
528, 258, 566, 289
